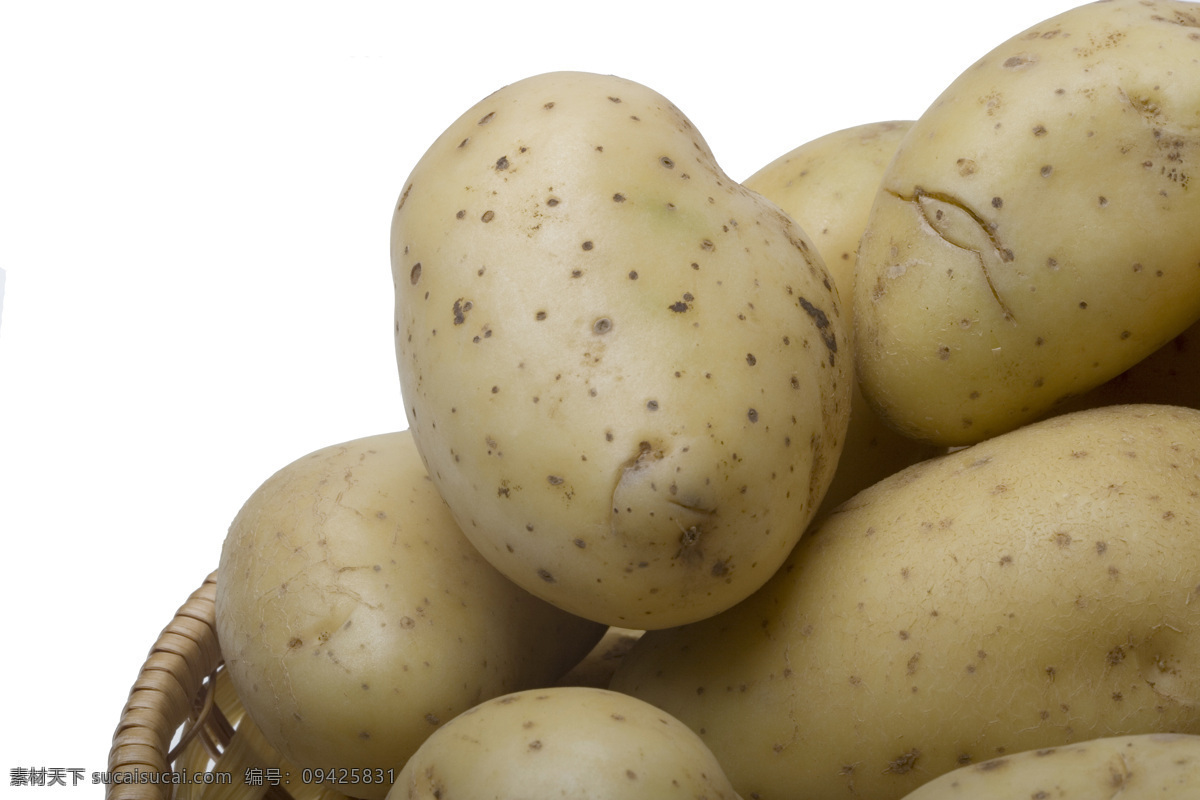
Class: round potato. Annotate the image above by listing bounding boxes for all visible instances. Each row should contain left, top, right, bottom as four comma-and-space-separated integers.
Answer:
215, 431, 606, 799
854, 0, 1200, 446
900, 733, 1200, 799
388, 687, 743, 799
744, 120, 943, 513
391, 71, 850, 628
611, 404, 1200, 800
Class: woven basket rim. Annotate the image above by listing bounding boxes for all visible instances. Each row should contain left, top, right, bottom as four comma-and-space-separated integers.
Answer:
106, 570, 230, 800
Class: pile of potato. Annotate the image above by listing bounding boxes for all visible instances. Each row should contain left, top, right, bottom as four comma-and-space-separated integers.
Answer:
214, 1, 1200, 797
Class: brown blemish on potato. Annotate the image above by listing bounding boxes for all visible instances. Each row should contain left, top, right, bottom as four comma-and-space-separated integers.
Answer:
884, 749, 920, 775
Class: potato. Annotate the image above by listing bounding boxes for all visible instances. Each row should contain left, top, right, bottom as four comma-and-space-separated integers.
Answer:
553, 626, 645, 689
744, 121, 943, 513
610, 404, 1200, 800
1055, 316, 1200, 414
215, 431, 606, 800
854, 0, 1200, 447
390, 71, 850, 629
387, 687, 743, 799
900, 733, 1200, 799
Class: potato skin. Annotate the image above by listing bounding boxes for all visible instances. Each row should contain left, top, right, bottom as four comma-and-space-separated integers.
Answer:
900, 733, 1200, 799
745, 121, 943, 513
854, 0, 1200, 446
387, 687, 743, 800
610, 404, 1200, 800
215, 431, 605, 800
391, 71, 849, 628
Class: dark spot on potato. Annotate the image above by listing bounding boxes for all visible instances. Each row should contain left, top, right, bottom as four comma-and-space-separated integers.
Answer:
992, 196, 1003, 208
452, 298, 471, 325
536, 311, 547, 321
1106, 646, 1126, 666
548, 475, 563, 485
287, 637, 303, 649
628, 270, 638, 280
797, 297, 838, 363
613, 193, 626, 202
660, 156, 674, 168
537, 569, 555, 583
582, 240, 594, 251
746, 353, 757, 366
748, 408, 758, 423
1041, 165, 1053, 177
425, 713, 440, 725
409, 263, 422, 285
885, 750, 920, 775
481, 210, 495, 222
495, 156, 509, 171
647, 400, 659, 411
593, 317, 613, 335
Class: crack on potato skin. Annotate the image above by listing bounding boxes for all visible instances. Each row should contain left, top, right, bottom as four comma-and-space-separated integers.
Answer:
889, 187, 1018, 323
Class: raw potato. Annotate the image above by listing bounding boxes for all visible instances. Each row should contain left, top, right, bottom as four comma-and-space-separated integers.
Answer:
854, 0, 1200, 446
744, 121, 942, 513
391, 71, 850, 629
215, 431, 606, 800
387, 687, 743, 799
1057, 316, 1200, 413
610, 404, 1200, 800
553, 626, 645, 689
900, 733, 1200, 799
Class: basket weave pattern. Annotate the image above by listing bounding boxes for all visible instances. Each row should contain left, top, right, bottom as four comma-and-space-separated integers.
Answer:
106, 571, 350, 800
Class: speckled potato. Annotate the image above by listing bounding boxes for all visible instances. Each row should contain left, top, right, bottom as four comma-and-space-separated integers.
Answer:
1056, 316, 1200, 414
900, 734, 1200, 800
390, 71, 850, 629
215, 431, 606, 800
610, 404, 1200, 800
744, 121, 943, 513
855, 0, 1200, 446
387, 687, 743, 800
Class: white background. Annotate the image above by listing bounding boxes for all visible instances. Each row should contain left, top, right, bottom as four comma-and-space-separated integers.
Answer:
0, 0, 1085, 792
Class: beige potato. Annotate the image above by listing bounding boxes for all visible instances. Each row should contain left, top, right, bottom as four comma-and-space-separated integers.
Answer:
610, 404, 1200, 800
745, 121, 943, 512
900, 733, 1200, 799
854, 0, 1200, 446
1056, 316, 1199, 414
215, 431, 605, 800
553, 626, 645, 689
391, 71, 850, 629
387, 687, 743, 799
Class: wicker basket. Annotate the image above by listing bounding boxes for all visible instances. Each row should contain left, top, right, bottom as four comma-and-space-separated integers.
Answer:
106, 571, 351, 800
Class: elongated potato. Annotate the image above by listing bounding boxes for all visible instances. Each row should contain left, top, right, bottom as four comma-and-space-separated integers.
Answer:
855, 0, 1200, 446
900, 734, 1200, 799
388, 687, 743, 799
610, 404, 1200, 800
216, 431, 605, 799
745, 121, 943, 512
1056, 317, 1199, 414
391, 71, 850, 628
